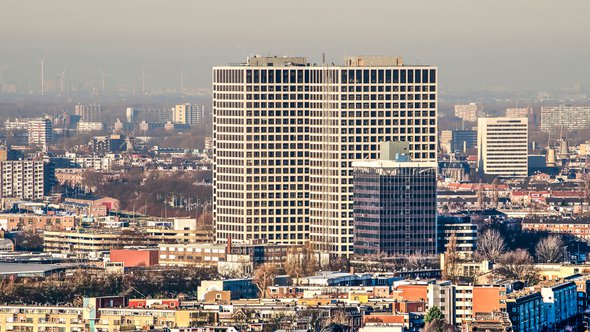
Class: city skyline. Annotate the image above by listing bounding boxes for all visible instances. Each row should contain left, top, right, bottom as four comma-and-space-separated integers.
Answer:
1, 0, 589, 93
2, 2, 590, 331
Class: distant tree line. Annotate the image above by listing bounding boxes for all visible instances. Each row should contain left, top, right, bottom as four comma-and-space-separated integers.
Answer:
0, 267, 216, 305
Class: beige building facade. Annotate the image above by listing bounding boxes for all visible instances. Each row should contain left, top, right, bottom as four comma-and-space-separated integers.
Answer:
213, 55, 437, 256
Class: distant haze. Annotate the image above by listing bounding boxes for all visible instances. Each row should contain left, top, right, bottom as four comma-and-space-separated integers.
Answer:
1, 0, 589, 93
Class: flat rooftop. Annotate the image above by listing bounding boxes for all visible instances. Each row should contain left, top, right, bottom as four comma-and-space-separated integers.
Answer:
228, 55, 432, 67
0, 263, 75, 276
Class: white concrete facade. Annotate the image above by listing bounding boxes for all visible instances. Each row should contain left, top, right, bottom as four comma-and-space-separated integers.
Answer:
477, 117, 528, 177
0, 160, 45, 200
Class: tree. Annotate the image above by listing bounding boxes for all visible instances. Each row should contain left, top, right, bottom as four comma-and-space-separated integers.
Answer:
424, 306, 454, 332
476, 229, 506, 262
424, 320, 456, 332
328, 257, 349, 272
442, 233, 460, 283
14, 232, 43, 251
196, 212, 214, 233
424, 306, 445, 324
495, 249, 539, 285
284, 247, 304, 283
252, 263, 278, 298
285, 243, 319, 284
535, 235, 564, 263
406, 252, 424, 271
81, 170, 105, 193
320, 323, 349, 332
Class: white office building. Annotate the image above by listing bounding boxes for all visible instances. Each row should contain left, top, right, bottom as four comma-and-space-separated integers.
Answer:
477, 117, 528, 177
77, 121, 104, 132
75, 104, 102, 122
213, 55, 437, 257
541, 106, 590, 132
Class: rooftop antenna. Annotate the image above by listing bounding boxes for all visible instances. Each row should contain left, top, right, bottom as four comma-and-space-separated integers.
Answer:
99, 70, 110, 94
322, 52, 326, 65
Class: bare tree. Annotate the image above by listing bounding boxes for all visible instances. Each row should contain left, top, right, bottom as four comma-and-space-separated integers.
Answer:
252, 263, 278, 298
495, 249, 539, 285
196, 212, 214, 234
406, 252, 423, 271
535, 235, 564, 263
442, 233, 460, 283
476, 229, 506, 262
285, 243, 319, 284
285, 247, 304, 283
424, 320, 457, 332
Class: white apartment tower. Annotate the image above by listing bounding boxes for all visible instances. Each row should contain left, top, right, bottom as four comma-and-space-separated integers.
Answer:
28, 118, 53, 147
477, 117, 528, 177
174, 104, 206, 126
213, 55, 438, 257
0, 160, 45, 200
454, 103, 482, 122
75, 104, 102, 122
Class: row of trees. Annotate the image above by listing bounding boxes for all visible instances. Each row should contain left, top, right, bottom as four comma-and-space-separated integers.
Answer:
0, 268, 216, 305
443, 228, 566, 285
477, 229, 565, 264
448, 229, 569, 285
77, 167, 212, 218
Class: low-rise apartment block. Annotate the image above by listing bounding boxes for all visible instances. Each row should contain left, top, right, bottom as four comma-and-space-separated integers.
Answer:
0, 213, 76, 231
43, 230, 154, 259
506, 290, 544, 332
522, 218, 590, 241
158, 243, 226, 268
541, 106, 590, 132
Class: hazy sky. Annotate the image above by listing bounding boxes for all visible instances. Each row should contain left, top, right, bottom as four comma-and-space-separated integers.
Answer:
1, 0, 589, 93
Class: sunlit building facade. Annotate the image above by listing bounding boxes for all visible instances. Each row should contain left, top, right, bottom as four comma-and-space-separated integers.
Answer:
213, 55, 437, 256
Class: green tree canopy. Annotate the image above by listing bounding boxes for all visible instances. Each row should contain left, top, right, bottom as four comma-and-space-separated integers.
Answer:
424, 306, 445, 324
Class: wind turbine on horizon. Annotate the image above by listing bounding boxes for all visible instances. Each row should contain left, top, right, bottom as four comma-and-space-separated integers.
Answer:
58, 70, 66, 95
37, 54, 46, 96
139, 68, 149, 95
178, 69, 188, 92
100, 70, 110, 94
